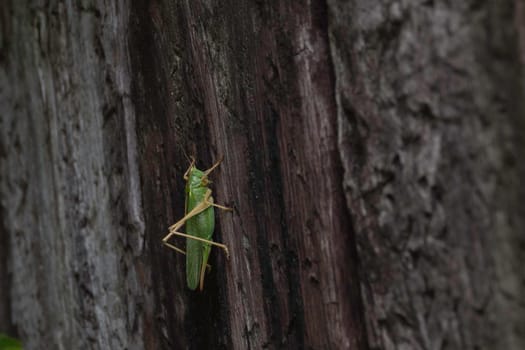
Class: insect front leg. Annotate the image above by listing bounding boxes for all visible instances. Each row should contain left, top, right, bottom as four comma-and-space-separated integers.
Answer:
205, 192, 233, 212
203, 155, 224, 176
207, 200, 233, 212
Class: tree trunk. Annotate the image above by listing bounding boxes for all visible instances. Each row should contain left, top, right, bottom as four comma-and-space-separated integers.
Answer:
1, 1, 524, 349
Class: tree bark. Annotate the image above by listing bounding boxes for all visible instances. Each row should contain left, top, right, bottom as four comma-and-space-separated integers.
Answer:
1, 1, 524, 350
329, 2, 525, 349
0, 1, 147, 349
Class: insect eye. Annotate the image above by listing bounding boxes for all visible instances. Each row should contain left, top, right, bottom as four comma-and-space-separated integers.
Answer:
201, 177, 209, 186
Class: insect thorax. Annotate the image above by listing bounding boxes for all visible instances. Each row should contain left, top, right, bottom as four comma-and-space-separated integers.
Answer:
186, 167, 209, 191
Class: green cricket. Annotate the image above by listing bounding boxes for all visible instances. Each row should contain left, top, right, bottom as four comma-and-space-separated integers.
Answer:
162, 156, 232, 291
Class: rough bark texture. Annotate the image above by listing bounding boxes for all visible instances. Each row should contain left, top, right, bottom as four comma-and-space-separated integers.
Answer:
328, 1, 525, 349
131, 1, 365, 348
1, 1, 524, 350
0, 1, 147, 349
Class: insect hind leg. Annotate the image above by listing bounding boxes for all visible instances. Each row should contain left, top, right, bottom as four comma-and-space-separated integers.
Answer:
162, 189, 231, 259
167, 229, 230, 259
162, 241, 213, 269
162, 241, 186, 255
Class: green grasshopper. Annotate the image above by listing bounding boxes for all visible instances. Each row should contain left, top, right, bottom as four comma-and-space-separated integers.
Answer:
162, 156, 232, 291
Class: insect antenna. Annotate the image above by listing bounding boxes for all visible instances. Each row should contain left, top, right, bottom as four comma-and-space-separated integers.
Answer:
181, 149, 194, 165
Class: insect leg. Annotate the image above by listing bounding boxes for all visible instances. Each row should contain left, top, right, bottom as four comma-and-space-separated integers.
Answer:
199, 258, 208, 291
183, 156, 196, 180
163, 242, 186, 255
168, 229, 230, 259
163, 197, 230, 258
162, 241, 212, 269
205, 194, 233, 211
161, 202, 210, 242
203, 155, 224, 176
207, 202, 233, 211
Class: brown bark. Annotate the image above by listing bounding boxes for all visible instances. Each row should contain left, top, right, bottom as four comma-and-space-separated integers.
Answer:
1, 1, 524, 349
131, 1, 366, 348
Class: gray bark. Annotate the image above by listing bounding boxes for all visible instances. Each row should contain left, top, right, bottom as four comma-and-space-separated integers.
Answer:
1, 1, 524, 350
329, 1, 525, 349
0, 1, 147, 349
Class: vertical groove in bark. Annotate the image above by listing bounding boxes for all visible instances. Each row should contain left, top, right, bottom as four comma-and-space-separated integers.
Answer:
130, 1, 190, 348
490, 1, 525, 348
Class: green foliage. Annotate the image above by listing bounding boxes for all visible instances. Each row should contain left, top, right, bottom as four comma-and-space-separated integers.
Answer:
0, 334, 22, 350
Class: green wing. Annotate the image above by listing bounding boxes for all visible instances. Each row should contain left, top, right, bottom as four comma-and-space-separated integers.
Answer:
185, 192, 215, 290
